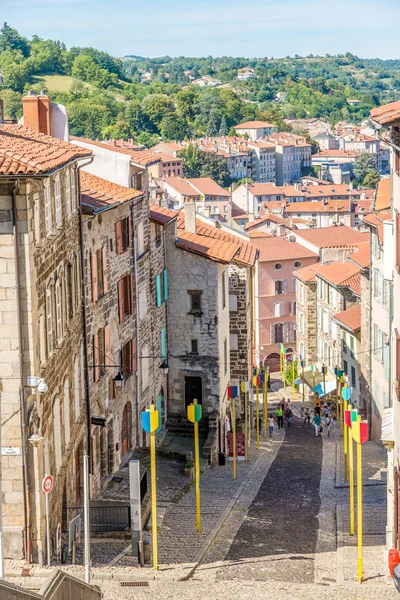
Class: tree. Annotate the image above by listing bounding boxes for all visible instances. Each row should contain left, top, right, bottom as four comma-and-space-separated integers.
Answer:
206, 109, 220, 137
199, 152, 231, 186
219, 115, 229, 136
142, 94, 175, 129
0, 88, 22, 119
0, 23, 30, 57
362, 170, 380, 188
353, 153, 377, 183
160, 115, 191, 141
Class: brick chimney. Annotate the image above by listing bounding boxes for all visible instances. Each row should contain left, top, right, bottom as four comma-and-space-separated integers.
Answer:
184, 199, 196, 234
22, 90, 51, 135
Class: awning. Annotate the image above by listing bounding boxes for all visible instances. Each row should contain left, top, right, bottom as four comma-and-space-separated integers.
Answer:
313, 379, 337, 398
381, 407, 394, 443
295, 367, 336, 397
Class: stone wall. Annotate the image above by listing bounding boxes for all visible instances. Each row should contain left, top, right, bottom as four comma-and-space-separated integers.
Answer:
296, 279, 317, 364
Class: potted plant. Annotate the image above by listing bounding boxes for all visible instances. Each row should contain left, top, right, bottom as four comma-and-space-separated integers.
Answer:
184, 462, 193, 477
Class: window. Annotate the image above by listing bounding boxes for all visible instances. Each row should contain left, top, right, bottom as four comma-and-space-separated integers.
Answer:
294, 261, 301, 268
55, 277, 62, 346
342, 331, 347, 354
93, 327, 105, 382
230, 334, 238, 351
189, 290, 202, 314
39, 314, 46, 363
67, 262, 73, 318
292, 278, 296, 293
55, 174, 62, 228
137, 221, 145, 256
274, 302, 284, 318
274, 323, 283, 343
141, 343, 150, 390
74, 355, 80, 421
275, 263, 282, 271
222, 271, 226, 309
384, 333, 390, 380
351, 365, 356, 387
118, 274, 135, 322
34, 199, 41, 244
53, 396, 62, 472
343, 359, 348, 375
291, 301, 296, 316
275, 280, 283, 295
138, 285, 147, 321
224, 338, 228, 375
229, 295, 238, 311
44, 180, 52, 234
46, 286, 53, 355
115, 218, 130, 254
91, 247, 108, 301
191, 339, 198, 354
65, 169, 71, 216
64, 378, 70, 447
155, 223, 162, 247
71, 169, 76, 211
299, 312, 304, 334
122, 339, 132, 379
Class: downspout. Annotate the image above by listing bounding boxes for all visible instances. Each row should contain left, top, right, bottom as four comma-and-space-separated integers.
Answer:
162, 221, 169, 427
368, 244, 373, 436
77, 158, 94, 466
11, 182, 31, 562
131, 170, 145, 447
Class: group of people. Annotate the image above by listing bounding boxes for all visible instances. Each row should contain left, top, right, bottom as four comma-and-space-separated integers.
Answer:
266, 401, 334, 439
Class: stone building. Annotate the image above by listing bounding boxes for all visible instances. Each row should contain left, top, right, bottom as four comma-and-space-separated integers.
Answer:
294, 265, 318, 364
0, 120, 91, 563
80, 172, 144, 494
156, 202, 257, 458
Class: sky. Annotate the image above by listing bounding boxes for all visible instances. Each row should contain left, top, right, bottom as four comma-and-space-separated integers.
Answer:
2, 0, 400, 60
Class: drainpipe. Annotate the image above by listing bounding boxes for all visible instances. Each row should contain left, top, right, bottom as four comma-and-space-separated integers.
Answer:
131, 170, 145, 447
11, 182, 31, 562
77, 158, 94, 466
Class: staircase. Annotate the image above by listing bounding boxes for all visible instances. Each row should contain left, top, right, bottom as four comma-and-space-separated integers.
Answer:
165, 414, 209, 439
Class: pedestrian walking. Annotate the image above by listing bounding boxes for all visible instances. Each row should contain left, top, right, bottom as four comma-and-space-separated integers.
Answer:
268, 415, 275, 439
312, 413, 322, 437
286, 409, 293, 428
325, 414, 332, 438
276, 405, 284, 429
302, 408, 311, 427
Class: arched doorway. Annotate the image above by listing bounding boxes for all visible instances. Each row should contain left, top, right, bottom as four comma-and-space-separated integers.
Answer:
265, 353, 280, 373
121, 403, 132, 456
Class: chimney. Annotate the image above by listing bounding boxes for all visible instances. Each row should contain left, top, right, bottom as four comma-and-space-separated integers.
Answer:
22, 90, 51, 135
184, 199, 196, 234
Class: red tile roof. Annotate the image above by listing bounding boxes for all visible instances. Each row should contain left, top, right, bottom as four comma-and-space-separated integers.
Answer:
176, 231, 239, 264
374, 177, 390, 212
348, 241, 370, 269
71, 136, 166, 166
249, 183, 304, 197
235, 121, 277, 129
311, 260, 361, 288
149, 205, 177, 225
293, 264, 317, 283
245, 213, 289, 230
163, 177, 200, 197
313, 149, 360, 158
284, 200, 351, 213
295, 226, 368, 249
80, 172, 142, 210
250, 235, 318, 262
176, 213, 257, 266
362, 211, 391, 243
334, 305, 361, 332
187, 177, 231, 197
0, 124, 91, 175
370, 100, 400, 126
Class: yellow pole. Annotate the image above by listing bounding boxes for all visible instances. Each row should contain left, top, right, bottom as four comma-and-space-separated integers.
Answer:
292, 358, 295, 400
349, 423, 354, 535
232, 396, 237, 481
263, 376, 267, 439
357, 433, 363, 583
194, 411, 201, 532
150, 429, 158, 570
256, 383, 260, 450
244, 387, 249, 463
343, 399, 348, 483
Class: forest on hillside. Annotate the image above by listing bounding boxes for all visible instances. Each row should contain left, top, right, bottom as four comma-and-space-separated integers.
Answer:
1, 23, 399, 145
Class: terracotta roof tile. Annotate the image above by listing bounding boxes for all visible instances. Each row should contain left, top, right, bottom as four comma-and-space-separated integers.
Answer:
348, 241, 370, 269
250, 235, 318, 262
374, 177, 390, 212
187, 177, 231, 197
71, 136, 170, 166
245, 213, 289, 230
235, 121, 277, 129
149, 205, 177, 225
0, 124, 91, 175
80, 172, 142, 210
249, 183, 304, 197
176, 212, 257, 266
333, 305, 361, 332
311, 260, 361, 288
293, 264, 317, 283
284, 200, 351, 213
314, 149, 360, 158
162, 177, 200, 197
295, 226, 368, 249
362, 211, 391, 243
370, 100, 400, 126
176, 231, 239, 264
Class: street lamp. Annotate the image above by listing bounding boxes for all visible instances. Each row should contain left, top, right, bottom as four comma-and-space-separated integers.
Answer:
113, 371, 124, 390
159, 361, 169, 375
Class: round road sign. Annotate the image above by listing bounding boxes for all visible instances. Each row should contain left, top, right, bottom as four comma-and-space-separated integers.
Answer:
42, 474, 53, 494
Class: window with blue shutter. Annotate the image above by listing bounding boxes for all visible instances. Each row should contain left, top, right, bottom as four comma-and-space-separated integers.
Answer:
160, 327, 167, 359
155, 274, 162, 307
163, 268, 168, 301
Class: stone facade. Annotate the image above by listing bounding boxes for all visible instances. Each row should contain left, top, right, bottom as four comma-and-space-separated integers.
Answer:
0, 164, 86, 563
228, 263, 253, 388
359, 269, 372, 417
295, 278, 317, 364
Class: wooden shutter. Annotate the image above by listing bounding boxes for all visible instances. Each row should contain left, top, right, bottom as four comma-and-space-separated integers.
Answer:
270, 324, 275, 344
102, 246, 108, 293
131, 338, 137, 374
163, 268, 168, 301
130, 273, 135, 315
91, 251, 98, 302
118, 279, 125, 323
155, 274, 162, 307
104, 325, 111, 369
160, 327, 167, 359
283, 279, 288, 294
93, 334, 100, 382
115, 220, 123, 255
